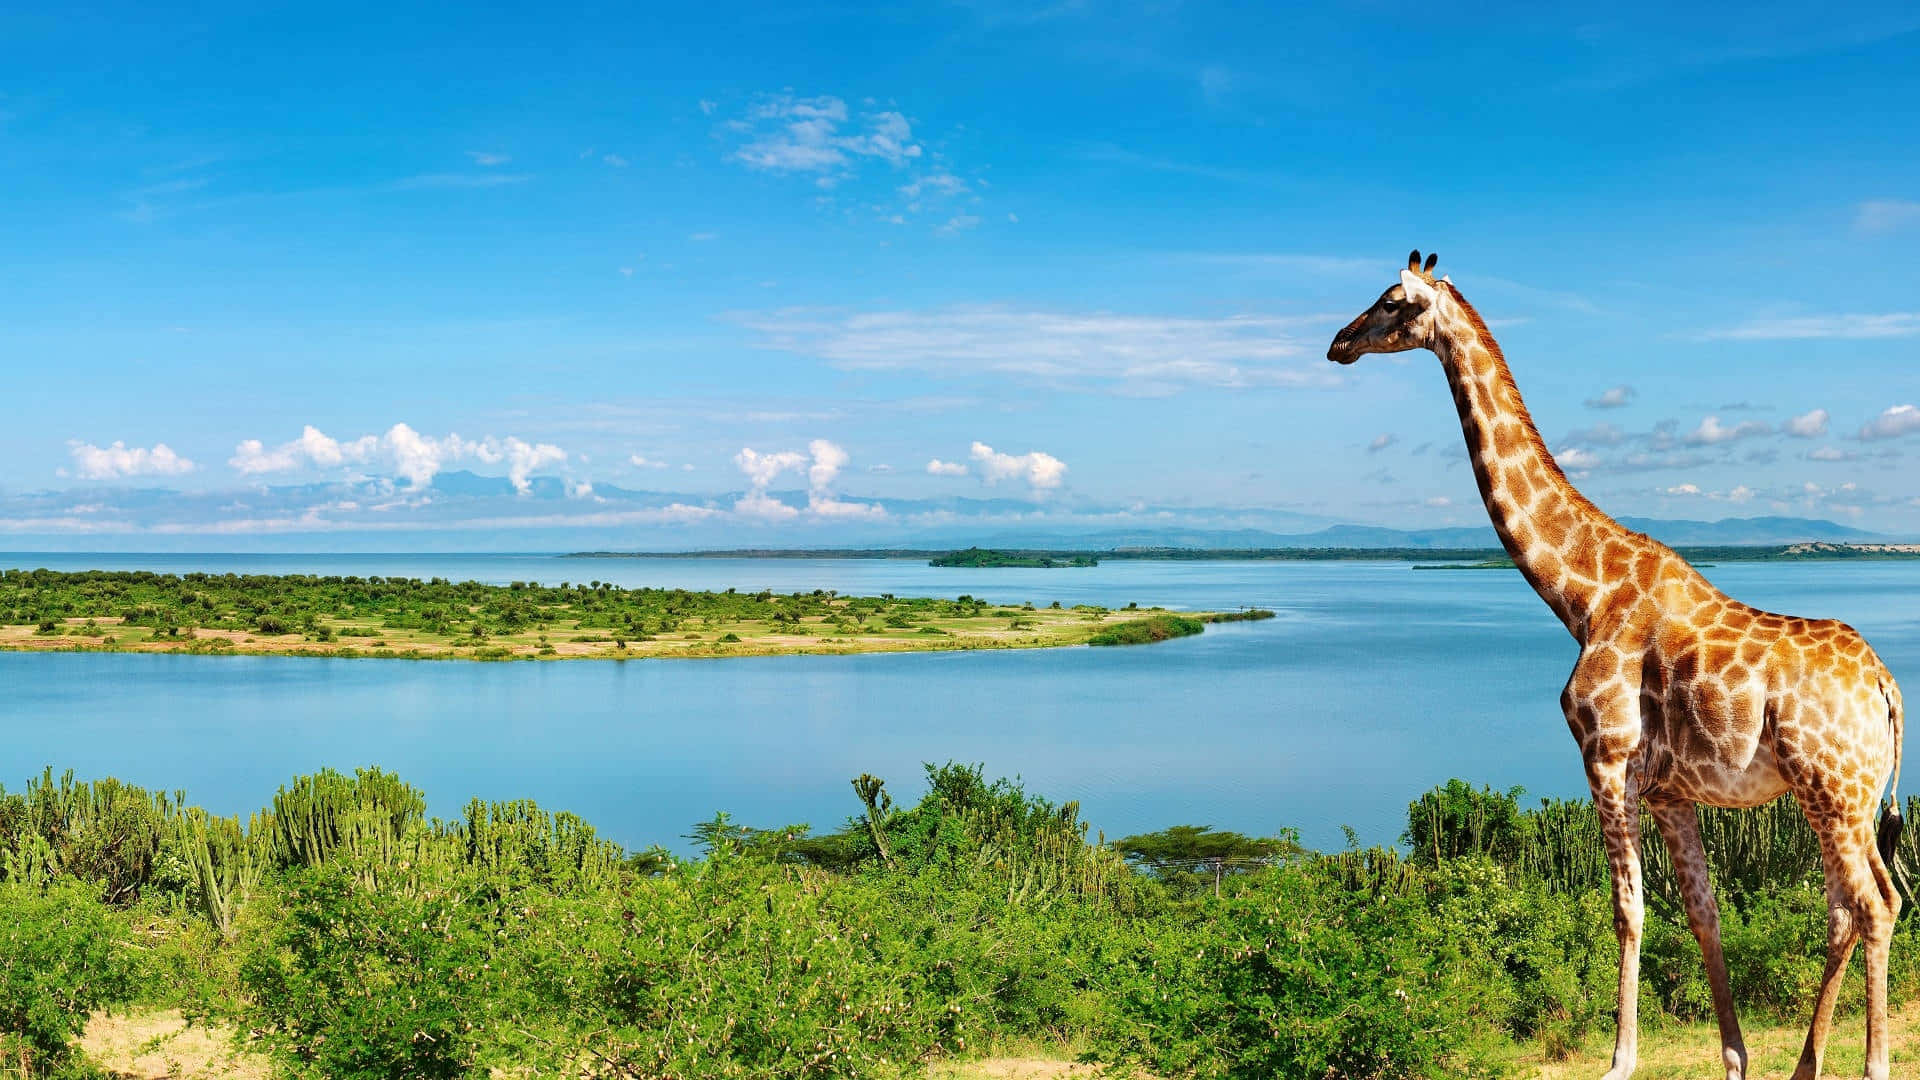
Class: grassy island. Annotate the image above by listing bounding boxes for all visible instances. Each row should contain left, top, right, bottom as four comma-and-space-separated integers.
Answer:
929, 547, 1099, 568
0, 569, 1264, 661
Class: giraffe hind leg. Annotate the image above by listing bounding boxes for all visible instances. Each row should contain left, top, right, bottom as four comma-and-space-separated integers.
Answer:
1791, 813, 1895, 1080
1648, 798, 1746, 1080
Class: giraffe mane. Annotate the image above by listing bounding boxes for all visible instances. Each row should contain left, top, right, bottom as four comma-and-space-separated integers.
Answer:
1439, 279, 1620, 529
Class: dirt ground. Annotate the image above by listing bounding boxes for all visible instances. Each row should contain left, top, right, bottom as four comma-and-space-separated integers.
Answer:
78, 1003, 1920, 1078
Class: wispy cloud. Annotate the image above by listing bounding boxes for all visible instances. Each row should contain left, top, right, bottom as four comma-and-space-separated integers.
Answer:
727, 94, 921, 175
66, 440, 196, 480
733, 305, 1337, 393
1855, 199, 1920, 233
390, 172, 530, 190
466, 151, 512, 166
1698, 313, 1920, 340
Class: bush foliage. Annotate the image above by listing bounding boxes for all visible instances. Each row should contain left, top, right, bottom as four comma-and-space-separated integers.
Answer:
6, 766, 1920, 1078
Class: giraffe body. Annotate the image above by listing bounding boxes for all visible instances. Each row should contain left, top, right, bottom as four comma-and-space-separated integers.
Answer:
1330, 252, 1905, 1080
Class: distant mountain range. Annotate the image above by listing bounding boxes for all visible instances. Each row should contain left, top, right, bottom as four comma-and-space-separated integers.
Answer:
912, 516, 1888, 551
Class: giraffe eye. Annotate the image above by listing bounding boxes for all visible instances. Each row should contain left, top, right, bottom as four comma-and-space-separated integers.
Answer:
1381, 300, 1399, 313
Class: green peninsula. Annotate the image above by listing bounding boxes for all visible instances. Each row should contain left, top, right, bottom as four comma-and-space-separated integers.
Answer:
0, 569, 1262, 661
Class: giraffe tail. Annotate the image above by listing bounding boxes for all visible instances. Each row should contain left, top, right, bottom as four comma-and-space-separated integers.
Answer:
1876, 680, 1908, 913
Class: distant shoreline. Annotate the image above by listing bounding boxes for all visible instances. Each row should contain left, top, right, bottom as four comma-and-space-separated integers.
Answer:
566, 542, 1920, 564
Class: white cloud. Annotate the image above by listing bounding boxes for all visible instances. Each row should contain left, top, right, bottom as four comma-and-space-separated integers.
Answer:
1783, 408, 1830, 438
899, 171, 968, 201
1683, 416, 1771, 446
1423, 496, 1453, 508
68, 440, 196, 480
1700, 313, 1920, 340
1856, 199, 1920, 234
230, 424, 565, 493
1808, 445, 1852, 461
1663, 483, 1702, 496
466, 151, 511, 166
969, 441, 1066, 490
728, 94, 922, 176
1584, 385, 1636, 409
1553, 447, 1603, 470
734, 305, 1334, 393
1367, 433, 1397, 453
807, 438, 848, 492
732, 441, 883, 519
1861, 404, 1920, 440
603, 153, 629, 168
926, 458, 968, 477
629, 454, 671, 469
936, 214, 982, 234
733, 447, 807, 489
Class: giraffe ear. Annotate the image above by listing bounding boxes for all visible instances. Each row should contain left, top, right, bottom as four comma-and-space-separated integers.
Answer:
1423, 253, 1438, 275
1407, 250, 1422, 273
1399, 268, 1438, 307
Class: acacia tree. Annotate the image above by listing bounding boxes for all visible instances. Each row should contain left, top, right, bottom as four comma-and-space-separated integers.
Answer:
1113, 825, 1300, 895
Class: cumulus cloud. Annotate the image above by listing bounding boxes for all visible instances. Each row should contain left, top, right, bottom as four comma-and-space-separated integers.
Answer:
1423, 496, 1452, 508
1860, 404, 1920, 441
629, 454, 671, 469
732, 441, 883, 519
230, 424, 565, 493
969, 441, 1066, 490
1366, 433, 1397, 453
1783, 408, 1830, 438
1553, 447, 1603, 471
926, 459, 968, 477
67, 440, 196, 480
1682, 416, 1771, 446
734, 305, 1334, 393
1584, 385, 1636, 409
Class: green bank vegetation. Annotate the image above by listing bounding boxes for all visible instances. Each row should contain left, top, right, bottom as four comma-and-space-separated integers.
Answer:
0, 570, 1252, 662
8, 767, 1920, 1078
929, 549, 1100, 569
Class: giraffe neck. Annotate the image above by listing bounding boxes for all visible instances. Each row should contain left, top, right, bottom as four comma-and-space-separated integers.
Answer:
1431, 285, 1626, 641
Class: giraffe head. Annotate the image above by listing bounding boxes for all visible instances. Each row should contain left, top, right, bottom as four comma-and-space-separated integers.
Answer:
1326, 250, 1445, 365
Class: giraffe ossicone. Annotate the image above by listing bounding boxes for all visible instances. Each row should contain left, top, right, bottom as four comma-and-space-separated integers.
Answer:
1331, 252, 1906, 1080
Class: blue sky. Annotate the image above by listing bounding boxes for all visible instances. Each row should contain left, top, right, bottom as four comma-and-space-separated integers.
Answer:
6, 1, 1920, 547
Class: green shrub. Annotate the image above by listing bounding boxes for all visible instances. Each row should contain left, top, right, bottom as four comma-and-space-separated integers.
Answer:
1086, 615, 1203, 646
0, 880, 140, 1077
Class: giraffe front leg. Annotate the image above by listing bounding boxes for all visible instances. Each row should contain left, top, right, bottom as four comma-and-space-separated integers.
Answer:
1649, 799, 1746, 1080
1589, 760, 1645, 1080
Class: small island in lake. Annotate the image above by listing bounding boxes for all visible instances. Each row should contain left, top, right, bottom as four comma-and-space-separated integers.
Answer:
929, 547, 1099, 568
0, 569, 1268, 661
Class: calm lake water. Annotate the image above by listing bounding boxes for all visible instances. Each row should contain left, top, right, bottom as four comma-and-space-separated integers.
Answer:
6, 552, 1919, 852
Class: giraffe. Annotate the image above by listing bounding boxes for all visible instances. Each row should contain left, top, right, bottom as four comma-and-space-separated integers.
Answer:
1327, 252, 1907, 1080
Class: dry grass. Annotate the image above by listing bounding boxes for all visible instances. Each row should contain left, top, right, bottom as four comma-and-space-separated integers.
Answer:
78, 1010, 269, 1080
